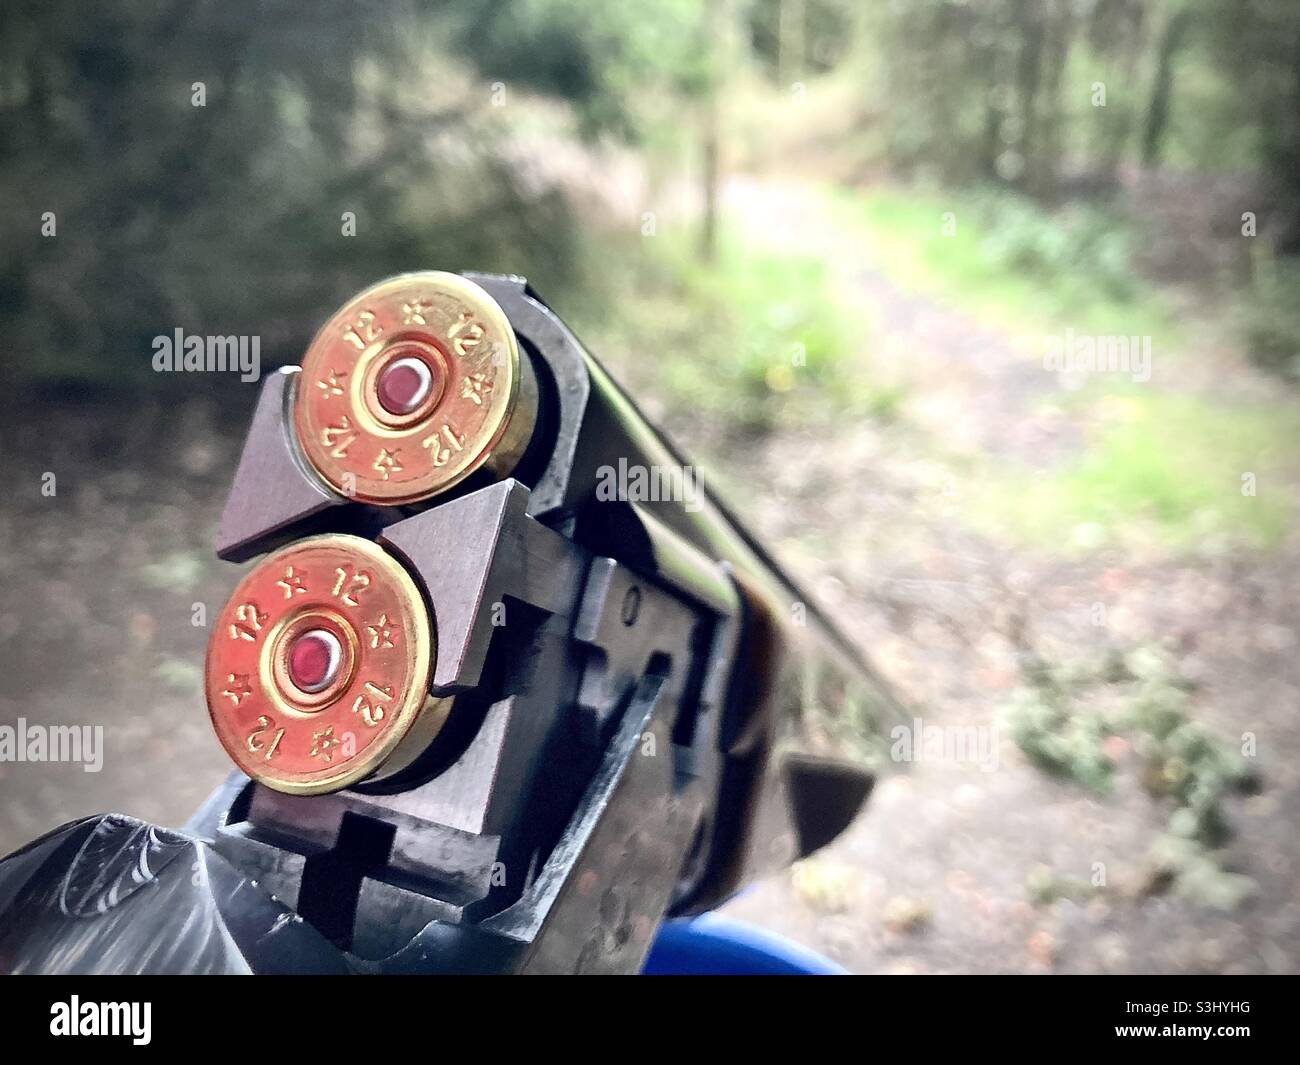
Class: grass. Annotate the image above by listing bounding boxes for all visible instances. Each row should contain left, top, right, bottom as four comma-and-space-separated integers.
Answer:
833, 184, 1185, 350
971, 391, 1296, 551
818, 182, 1299, 551
558, 221, 900, 434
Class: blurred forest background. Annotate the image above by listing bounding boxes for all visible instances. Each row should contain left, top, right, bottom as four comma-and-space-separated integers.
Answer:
3, 0, 1299, 389
1, 0, 1299, 973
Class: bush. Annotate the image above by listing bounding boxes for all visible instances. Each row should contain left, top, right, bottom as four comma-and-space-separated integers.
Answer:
573, 225, 882, 436
1240, 261, 1300, 378
970, 191, 1137, 303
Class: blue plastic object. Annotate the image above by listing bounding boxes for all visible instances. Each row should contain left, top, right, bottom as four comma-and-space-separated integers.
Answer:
642, 912, 848, 975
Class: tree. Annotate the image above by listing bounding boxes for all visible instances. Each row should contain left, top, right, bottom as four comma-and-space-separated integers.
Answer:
1141, 1, 1194, 168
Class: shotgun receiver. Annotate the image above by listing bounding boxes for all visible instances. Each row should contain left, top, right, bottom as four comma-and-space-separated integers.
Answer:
0, 272, 904, 974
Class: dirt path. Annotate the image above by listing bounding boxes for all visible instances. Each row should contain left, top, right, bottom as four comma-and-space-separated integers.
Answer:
0, 390, 247, 850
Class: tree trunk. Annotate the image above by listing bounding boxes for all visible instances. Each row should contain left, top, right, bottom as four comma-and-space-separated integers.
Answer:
699, 0, 727, 263
778, 0, 806, 87
1093, 0, 1148, 189
1281, 13, 1300, 253
1014, 0, 1045, 191
1141, 3, 1192, 168
1033, 0, 1075, 200
700, 103, 719, 263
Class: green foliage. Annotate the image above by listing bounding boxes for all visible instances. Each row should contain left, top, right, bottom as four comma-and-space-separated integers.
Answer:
857, 0, 1300, 202
565, 224, 887, 435
1160, 32, 1265, 170
1006, 645, 1259, 910
1026, 864, 1098, 906
971, 192, 1136, 303
858, 0, 1001, 186
1239, 261, 1300, 378
746, 0, 857, 82
669, 233, 857, 423
1202, 0, 1300, 198
1148, 834, 1258, 912
846, 187, 1178, 343
1121, 646, 1258, 837
973, 392, 1295, 551
5, 0, 1298, 396
836, 184, 1298, 551
456, 0, 712, 141
845, 3, 1300, 381
0, 0, 712, 389
1006, 655, 1115, 793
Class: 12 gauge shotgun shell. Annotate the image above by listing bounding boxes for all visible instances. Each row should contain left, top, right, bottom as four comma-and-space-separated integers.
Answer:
294, 272, 537, 505
204, 534, 446, 795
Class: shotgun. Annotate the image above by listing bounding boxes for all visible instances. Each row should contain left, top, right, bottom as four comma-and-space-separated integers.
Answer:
0, 272, 905, 974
